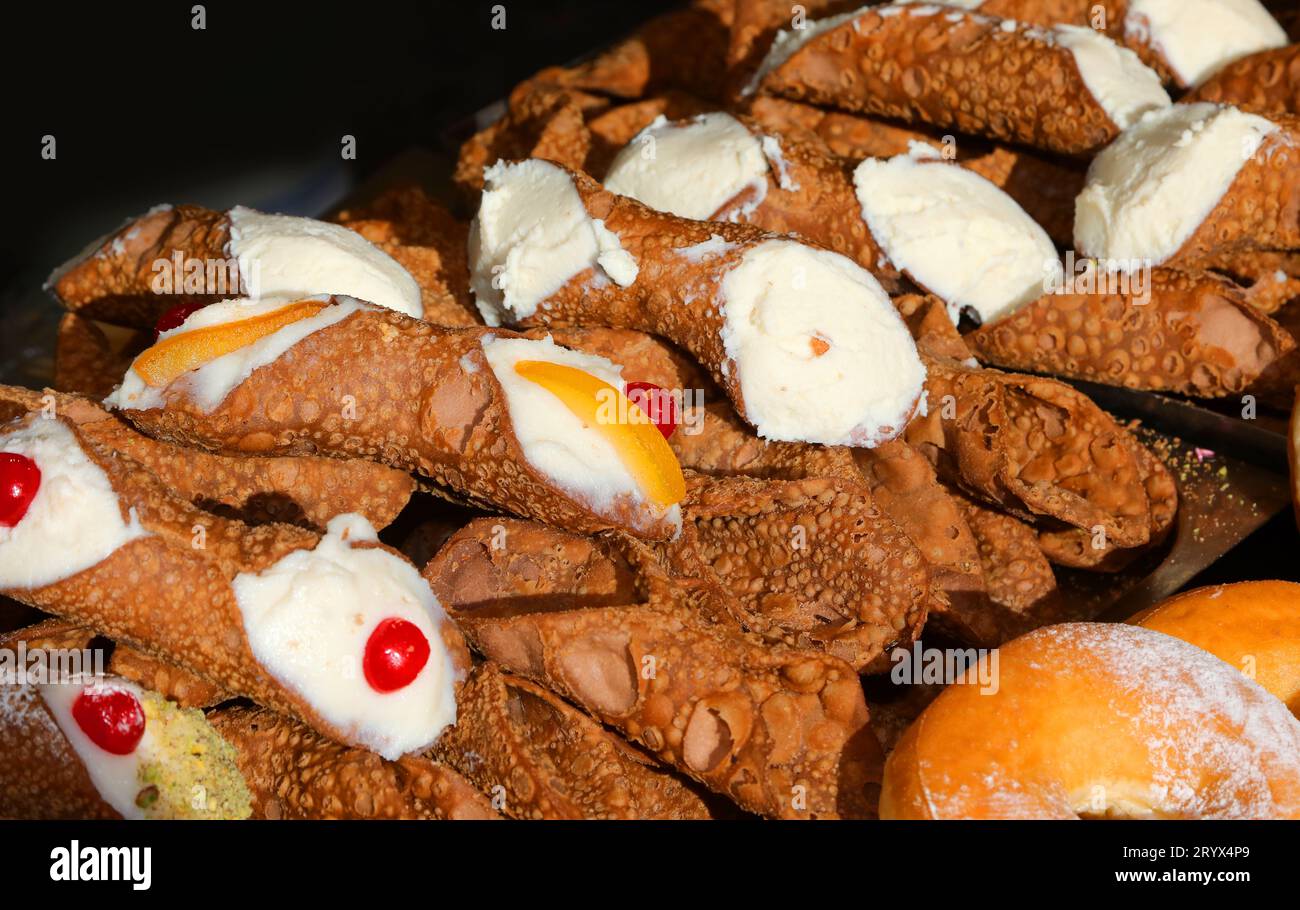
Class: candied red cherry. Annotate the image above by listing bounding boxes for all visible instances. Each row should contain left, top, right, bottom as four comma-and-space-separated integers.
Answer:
624, 381, 680, 440
72, 687, 146, 755
154, 300, 209, 338
363, 618, 431, 693
0, 453, 41, 528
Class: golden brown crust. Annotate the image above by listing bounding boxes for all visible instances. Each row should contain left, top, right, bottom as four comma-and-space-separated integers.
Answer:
751, 6, 1128, 155
107, 643, 229, 709
423, 518, 883, 819
434, 663, 713, 819
1184, 44, 1300, 116
334, 186, 481, 327
209, 705, 498, 820
54, 314, 150, 400
968, 270, 1295, 397
585, 93, 717, 179
46, 204, 230, 329
0, 385, 415, 532
116, 308, 678, 539
1247, 298, 1300, 409
1202, 249, 1300, 315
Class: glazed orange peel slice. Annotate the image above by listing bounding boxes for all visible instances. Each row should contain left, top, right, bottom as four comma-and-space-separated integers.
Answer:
133, 300, 328, 387
514, 360, 686, 508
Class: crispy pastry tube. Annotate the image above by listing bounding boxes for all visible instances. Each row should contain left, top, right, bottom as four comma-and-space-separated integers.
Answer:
1201, 250, 1300, 315
471, 159, 925, 447
746, 4, 1169, 156
423, 518, 883, 819
1184, 44, 1300, 117
434, 663, 714, 820
0, 385, 414, 532
967, 270, 1294, 396
54, 314, 150, 400
108, 303, 685, 539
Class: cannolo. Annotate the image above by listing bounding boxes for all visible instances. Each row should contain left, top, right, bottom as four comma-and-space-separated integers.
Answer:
46, 203, 425, 329
0, 621, 253, 820
0, 385, 415, 531
1246, 298, 1300, 409
1184, 43, 1300, 117
904, 358, 1166, 551
433, 662, 714, 820
956, 495, 1066, 639
55, 314, 150, 400
1202, 250, 1300, 314
680, 472, 932, 672
1075, 104, 1300, 268
105, 298, 687, 538
1122, 0, 1287, 88
470, 158, 926, 446
725, 0, 861, 96
967, 268, 1295, 396
585, 92, 715, 179
745, 4, 1170, 156
746, 96, 1085, 247
107, 641, 229, 710
209, 705, 500, 820
0, 411, 468, 758
424, 518, 883, 819
333, 186, 481, 327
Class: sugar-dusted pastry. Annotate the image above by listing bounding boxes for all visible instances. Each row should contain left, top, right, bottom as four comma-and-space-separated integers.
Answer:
105, 298, 687, 539
424, 518, 882, 819
470, 159, 926, 446
745, 4, 1169, 156
1075, 104, 1300, 268
0, 412, 467, 759
46, 204, 425, 328
0, 622, 252, 820
435, 663, 714, 820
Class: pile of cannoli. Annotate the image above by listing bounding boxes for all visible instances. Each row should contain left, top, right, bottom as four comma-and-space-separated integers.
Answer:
4, 0, 1300, 821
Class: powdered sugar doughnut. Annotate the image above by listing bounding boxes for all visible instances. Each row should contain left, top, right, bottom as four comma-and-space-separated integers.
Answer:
880, 623, 1300, 819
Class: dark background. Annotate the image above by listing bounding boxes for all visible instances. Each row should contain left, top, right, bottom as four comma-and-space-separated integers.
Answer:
0, 0, 1294, 588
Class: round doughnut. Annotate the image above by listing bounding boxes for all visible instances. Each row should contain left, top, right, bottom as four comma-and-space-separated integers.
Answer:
880, 623, 1300, 819
1132, 581, 1300, 718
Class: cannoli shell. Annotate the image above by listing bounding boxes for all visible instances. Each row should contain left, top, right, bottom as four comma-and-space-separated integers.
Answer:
209, 706, 498, 820
1247, 297, 1300, 409
967, 269, 1295, 397
107, 643, 229, 710
0, 385, 415, 532
47, 204, 229, 329
424, 518, 883, 819
585, 92, 716, 179
0, 622, 117, 819
1184, 44, 1300, 116
905, 358, 1159, 549
54, 313, 150, 400
681, 472, 931, 672
334, 186, 480, 327
1203, 250, 1300, 315
118, 308, 679, 539
726, 0, 862, 96
434, 663, 712, 819
750, 6, 1129, 155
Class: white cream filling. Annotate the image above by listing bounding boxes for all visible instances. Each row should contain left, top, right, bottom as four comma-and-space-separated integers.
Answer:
854, 149, 1061, 325
232, 514, 457, 760
469, 160, 639, 326
481, 335, 682, 529
1054, 25, 1170, 129
718, 239, 925, 446
603, 113, 772, 221
39, 677, 156, 819
0, 418, 147, 589
1074, 103, 1279, 266
1125, 0, 1287, 87
227, 206, 422, 318
105, 296, 365, 413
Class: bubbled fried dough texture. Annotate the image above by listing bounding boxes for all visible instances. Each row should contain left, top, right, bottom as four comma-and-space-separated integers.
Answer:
1184, 44, 1300, 116
1, 419, 472, 753
209, 706, 498, 820
751, 6, 1127, 156
1168, 116, 1300, 267
1202, 249, 1300, 315
682, 473, 930, 673
0, 623, 118, 819
967, 270, 1295, 397
48, 204, 230, 329
424, 519, 882, 819
0, 385, 415, 532
435, 663, 714, 820
54, 313, 150, 400
585, 92, 716, 179
107, 643, 230, 710
118, 308, 677, 539
905, 359, 1160, 548
334, 186, 481, 327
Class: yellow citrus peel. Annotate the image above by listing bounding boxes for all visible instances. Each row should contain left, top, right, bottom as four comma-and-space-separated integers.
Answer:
133, 300, 328, 387
513, 360, 686, 508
